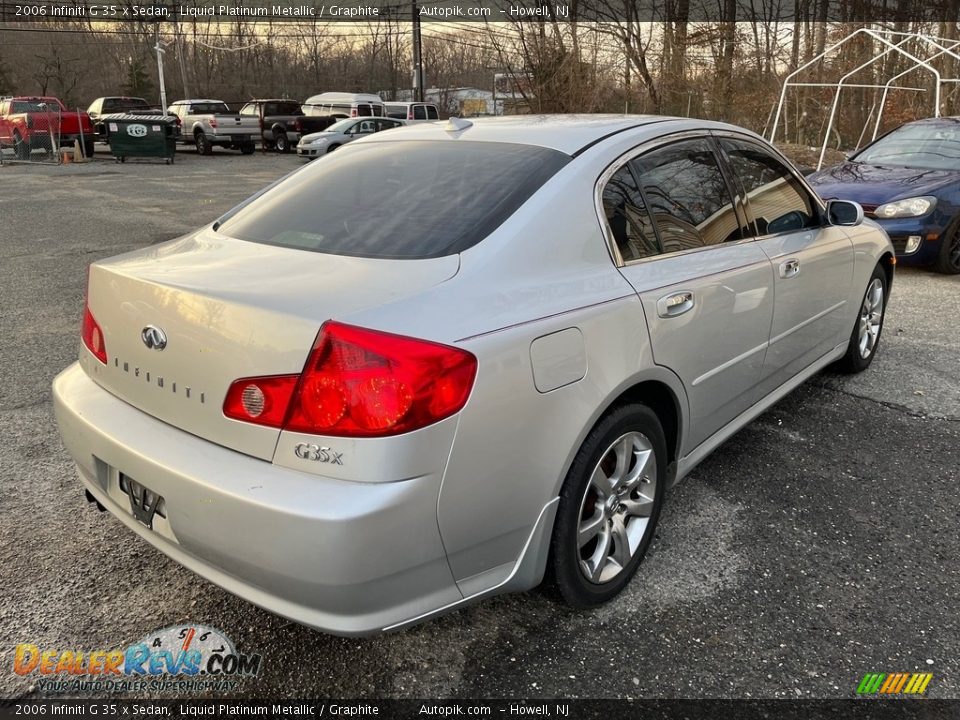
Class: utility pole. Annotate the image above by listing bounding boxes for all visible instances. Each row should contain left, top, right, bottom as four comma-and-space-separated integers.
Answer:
154, 28, 167, 111
412, 0, 424, 102
174, 22, 190, 99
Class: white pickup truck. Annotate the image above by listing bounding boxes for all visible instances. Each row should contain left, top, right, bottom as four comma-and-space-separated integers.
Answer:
166, 99, 259, 155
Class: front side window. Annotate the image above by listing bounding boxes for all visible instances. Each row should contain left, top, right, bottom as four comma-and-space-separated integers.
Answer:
632, 138, 742, 253
601, 165, 660, 262
427, 106, 439, 120
721, 138, 817, 235
218, 141, 570, 259
240, 104, 257, 116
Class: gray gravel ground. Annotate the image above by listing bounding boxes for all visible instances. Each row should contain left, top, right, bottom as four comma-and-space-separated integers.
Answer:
0, 147, 958, 700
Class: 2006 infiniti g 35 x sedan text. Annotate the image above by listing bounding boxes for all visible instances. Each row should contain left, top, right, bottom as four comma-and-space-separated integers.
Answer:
53, 115, 894, 635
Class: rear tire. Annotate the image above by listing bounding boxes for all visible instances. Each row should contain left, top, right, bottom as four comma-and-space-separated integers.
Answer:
933, 225, 960, 274
274, 133, 290, 153
240, 142, 256, 155
549, 403, 666, 608
13, 132, 29, 160
195, 132, 212, 156
834, 264, 887, 374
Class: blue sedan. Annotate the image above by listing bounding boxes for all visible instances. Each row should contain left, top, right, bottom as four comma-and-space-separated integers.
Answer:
808, 117, 960, 274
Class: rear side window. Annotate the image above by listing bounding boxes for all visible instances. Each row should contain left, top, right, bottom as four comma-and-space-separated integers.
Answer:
356, 104, 372, 117
720, 138, 817, 235
414, 106, 427, 120
218, 141, 570, 259
632, 139, 742, 253
602, 166, 660, 262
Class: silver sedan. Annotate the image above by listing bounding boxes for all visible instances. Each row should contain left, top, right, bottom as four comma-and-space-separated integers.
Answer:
296, 116, 405, 158
54, 115, 893, 635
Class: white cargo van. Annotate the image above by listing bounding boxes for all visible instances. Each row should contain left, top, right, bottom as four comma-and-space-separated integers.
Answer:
385, 101, 440, 122
302, 92, 385, 119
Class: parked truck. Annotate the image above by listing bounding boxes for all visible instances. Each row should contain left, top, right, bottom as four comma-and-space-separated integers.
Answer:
87, 96, 174, 142
0, 96, 95, 160
166, 99, 259, 155
238, 99, 306, 153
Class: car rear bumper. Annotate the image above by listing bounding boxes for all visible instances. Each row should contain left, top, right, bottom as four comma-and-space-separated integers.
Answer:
52, 362, 463, 636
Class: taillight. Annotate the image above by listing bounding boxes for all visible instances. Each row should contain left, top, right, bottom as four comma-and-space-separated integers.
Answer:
82, 305, 107, 364
350, 109, 357, 117
223, 375, 298, 428
223, 322, 477, 437
408, 111, 413, 120
292, 119, 301, 132
209, 118, 218, 128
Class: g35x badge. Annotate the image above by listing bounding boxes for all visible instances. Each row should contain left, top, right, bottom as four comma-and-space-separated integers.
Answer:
294, 443, 344, 465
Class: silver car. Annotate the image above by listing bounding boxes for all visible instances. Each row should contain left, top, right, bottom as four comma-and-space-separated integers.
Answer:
54, 115, 893, 636
296, 116, 404, 158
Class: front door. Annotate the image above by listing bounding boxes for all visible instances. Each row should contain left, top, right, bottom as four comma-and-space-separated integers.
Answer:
716, 136, 854, 395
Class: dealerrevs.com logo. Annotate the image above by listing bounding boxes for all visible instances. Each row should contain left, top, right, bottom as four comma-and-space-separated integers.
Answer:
13, 624, 261, 693
856, 672, 934, 696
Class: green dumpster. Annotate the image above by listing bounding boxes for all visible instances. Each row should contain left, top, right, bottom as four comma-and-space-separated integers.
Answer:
103, 114, 178, 164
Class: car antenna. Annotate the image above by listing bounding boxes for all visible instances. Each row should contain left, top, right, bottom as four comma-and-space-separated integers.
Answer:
444, 117, 472, 133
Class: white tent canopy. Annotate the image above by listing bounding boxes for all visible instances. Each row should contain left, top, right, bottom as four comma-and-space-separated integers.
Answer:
768, 28, 960, 170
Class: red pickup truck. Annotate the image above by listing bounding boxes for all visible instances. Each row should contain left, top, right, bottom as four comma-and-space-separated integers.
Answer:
0, 96, 96, 160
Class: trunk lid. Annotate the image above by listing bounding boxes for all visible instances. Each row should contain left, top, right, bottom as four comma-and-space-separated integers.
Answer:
83, 229, 460, 460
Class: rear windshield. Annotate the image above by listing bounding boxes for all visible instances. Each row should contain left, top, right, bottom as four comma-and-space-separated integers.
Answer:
190, 102, 231, 114
12, 100, 57, 112
105, 98, 149, 112
218, 141, 571, 259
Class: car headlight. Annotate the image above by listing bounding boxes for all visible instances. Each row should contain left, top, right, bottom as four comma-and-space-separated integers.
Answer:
874, 196, 937, 218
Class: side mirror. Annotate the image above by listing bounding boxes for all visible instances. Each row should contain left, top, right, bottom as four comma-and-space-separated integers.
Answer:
827, 199, 864, 227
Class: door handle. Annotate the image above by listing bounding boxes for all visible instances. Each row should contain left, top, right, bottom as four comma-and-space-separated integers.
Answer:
657, 290, 695, 318
779, 258, 801, 279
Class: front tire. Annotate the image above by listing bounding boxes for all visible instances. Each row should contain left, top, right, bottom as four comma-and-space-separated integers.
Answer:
550, 403, 666, 608
835, 264, 887, 374
934, 225, 960, 274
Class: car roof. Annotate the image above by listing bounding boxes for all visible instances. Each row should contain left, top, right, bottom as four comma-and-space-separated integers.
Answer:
358, 114, 704, 155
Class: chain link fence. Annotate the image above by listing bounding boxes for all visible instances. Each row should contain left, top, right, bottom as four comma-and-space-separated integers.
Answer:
0, 99, 96, 166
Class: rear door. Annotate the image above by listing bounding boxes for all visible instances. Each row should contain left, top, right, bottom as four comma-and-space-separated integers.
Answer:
608, 135, 775, 451
715, 135, 854, 395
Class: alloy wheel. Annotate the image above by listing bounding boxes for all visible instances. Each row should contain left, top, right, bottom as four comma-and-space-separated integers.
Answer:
577, 431, 657, 584
857, 277, 884, 359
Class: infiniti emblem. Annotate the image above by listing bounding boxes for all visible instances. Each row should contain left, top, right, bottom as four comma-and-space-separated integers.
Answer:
141, 325, 167, 351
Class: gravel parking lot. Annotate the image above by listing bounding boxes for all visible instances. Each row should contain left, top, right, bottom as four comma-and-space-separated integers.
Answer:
1, 147, 958, 700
